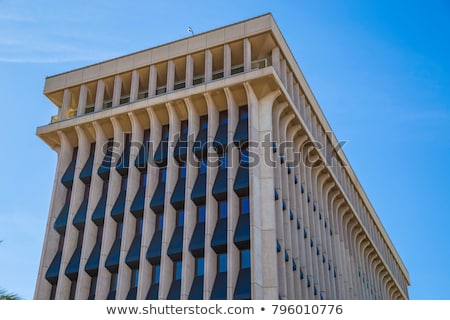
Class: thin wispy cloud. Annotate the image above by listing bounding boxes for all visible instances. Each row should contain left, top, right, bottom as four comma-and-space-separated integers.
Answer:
0, 13, 35, 22
0, 0, 128, 64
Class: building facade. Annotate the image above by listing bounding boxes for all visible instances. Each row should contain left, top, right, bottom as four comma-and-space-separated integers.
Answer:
35, 14, 409, 300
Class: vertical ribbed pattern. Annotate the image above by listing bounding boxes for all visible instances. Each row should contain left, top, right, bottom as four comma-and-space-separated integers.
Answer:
36, 24, 408, 300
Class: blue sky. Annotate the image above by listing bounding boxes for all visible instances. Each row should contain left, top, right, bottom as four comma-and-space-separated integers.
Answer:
0, 0, 449, 299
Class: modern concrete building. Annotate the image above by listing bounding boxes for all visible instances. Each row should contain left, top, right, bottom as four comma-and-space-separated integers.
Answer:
35, 14, 409, 300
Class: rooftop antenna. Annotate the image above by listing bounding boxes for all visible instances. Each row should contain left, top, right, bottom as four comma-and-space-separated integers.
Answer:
187, 26, 194, 36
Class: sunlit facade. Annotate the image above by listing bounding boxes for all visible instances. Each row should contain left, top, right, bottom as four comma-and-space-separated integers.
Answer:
35, 14, 409, 300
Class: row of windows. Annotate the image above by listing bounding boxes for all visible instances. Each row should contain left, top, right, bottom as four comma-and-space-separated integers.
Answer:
49, 107, 250, 299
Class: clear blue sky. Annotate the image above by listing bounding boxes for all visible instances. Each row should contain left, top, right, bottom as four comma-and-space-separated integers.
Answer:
0, 0, 449, 300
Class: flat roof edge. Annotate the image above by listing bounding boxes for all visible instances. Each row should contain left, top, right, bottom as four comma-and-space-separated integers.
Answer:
44, 13, 275, 94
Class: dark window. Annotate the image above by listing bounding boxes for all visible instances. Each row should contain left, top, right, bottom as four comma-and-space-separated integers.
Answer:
196, 257, 205, 276
239, 106, 248, 120
131, 269, 139, 288
58, 235, 65, 251
218, 253, 227, 273
218, 201, 227, 219
121, 176, 128, 191
96, 225, 104, 243
240, 197, 250, 215
144, 129, 151, 143
240, 148, 249, 166
153, 265, 161, 284
110, 273, 118, 291
162, 125, 170, 140
219, 111, 228, 125
84, 184, 90, 200
69, 280, 77, 299
197, 205, 206, 223
177, 209, 185, 227
77, 229, 84, 247
179, 164, 187, 179
140, 172, 147, 187
65, 186, 72, 205
200, 159, 207, 174
159, 168, 167, 183
89, 276, 97, 298
240, 249, 250, 269
50, 284, 57, 300
174, 261, 182, 280
156, 214, 164, 231
136, 218, 143, 235
116, 222, 123, 240
200, 115, 208, 130
181, 120, 189, 136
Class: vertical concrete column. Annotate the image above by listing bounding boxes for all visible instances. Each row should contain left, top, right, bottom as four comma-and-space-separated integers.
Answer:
279, 113, 296, 299
322, 181, 338, 298
293, 134, 310, 299
130, 70, 140, 103
316, 171, 331, 298
244, 82, 280, 299
203, 93, 219, 299
368, 248, 379, 299
77, 85, 88, 116
34, 131, 73, 299
55, 129, 82, 300
204, 50, 213, 82
335, 209, 349, 299
94, 80, 105, 112
166, 61, 175, 92
180, 98, 200, 299
223, 44, 231, 78
243, 38, 251, 72
299, 94, 306, 122
271, 47, 281, 76
148, 65, 157, 98
359, 233, 371, 299
300, 149, 320, 299
96, 117, 124, 299
286, 125, 301, 299
55, 126, 89, 299
158, 102, 180, 298
59, 89, 72, 120
287, 72, 294, 99
138, 108, 162, 299
280, 60, 287, 87
310, 115, 317, 144
293, 84, 300, 113
330, 195, 346, 299
372, 260, 382, 299
224, 87, 239, 299
310, 169, 325, 298
343, 213, 356, 299
115, 113, 143, 299
112, 75, 123, 107
348, 224, 361, 299
360, 238, 372, 298
186, 55, 194, 88
339, 211, 351, 299
76, 121, 107, 299
305, 104, 312, 132
272, 103, 288, 299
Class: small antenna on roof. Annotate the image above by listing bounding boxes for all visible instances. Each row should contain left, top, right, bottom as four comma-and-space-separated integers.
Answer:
187, 26, 194, 36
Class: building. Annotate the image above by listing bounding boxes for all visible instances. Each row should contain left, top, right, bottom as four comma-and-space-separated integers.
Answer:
34, 14, 409, 300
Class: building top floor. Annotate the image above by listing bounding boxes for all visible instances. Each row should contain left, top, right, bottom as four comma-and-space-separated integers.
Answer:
44, 14, 280, 106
